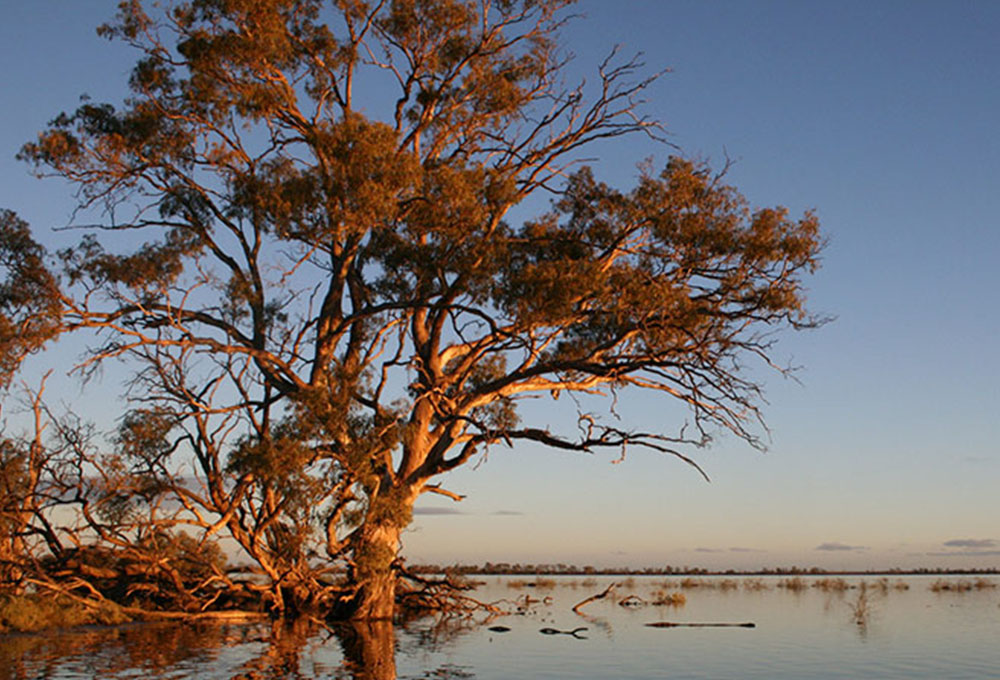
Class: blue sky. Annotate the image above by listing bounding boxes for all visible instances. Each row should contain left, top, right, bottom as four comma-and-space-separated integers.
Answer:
2, 1, 998, 571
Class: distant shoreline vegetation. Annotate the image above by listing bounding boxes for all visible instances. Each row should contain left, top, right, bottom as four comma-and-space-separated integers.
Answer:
403, 563, 1000, 577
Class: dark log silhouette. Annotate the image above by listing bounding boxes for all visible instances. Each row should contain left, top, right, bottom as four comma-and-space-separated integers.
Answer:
645, 621, 756, 628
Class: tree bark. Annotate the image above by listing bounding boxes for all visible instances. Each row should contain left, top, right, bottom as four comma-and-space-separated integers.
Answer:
343, 521, 404, 620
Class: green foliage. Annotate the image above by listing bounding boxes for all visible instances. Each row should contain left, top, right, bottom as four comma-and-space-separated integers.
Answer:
0, 439, 29, 585
366, 488, 414, 529
0, 439, 27, 513
0, 210, 62, 386
116, 410, 177, 467
227, 432, 312, 488
225, 429, 329, 541
501, 160, 821, 366
353, 540, 397, 582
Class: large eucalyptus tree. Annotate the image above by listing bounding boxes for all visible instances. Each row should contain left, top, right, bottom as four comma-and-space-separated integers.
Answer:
6, 0, 822, 619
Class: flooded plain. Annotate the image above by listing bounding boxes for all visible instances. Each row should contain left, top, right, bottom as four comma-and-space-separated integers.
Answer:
2, 575, 998, 679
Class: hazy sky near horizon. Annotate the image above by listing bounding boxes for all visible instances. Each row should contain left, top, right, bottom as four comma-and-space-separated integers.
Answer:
1, 1, 998, 571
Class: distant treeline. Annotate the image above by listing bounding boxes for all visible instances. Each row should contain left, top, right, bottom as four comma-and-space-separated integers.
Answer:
406, 562, 1000, 577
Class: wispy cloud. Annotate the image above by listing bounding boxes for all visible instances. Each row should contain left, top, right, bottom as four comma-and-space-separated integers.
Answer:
413, 507, 465, 516
492, 510, 524, 516
729, 547, 766, 553
815, 542, 868, 552
927, 550, 1000, 557
695, 547, 724, 553
943, 538, 996, 549
930, 538, 1000, 556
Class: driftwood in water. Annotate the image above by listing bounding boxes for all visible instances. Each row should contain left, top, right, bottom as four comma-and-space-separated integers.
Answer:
572, 582, 618, 614
645, 621, 756, 628
539, 626, 588, 638
618, 594, 648, 607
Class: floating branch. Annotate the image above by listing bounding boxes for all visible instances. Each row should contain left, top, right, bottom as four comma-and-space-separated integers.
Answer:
572, 582, 618, 614
618, 594, 648, 607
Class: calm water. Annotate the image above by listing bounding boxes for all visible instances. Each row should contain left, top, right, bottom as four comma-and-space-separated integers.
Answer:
2, 576, 999, 679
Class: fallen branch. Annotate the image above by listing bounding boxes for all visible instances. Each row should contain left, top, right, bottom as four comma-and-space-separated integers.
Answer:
396, 568, 502, 616
26, 577, 107, 609
572, 582, 618, 614
120, 608, 269, 622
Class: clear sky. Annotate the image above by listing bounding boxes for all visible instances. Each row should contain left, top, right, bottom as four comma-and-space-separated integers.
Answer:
1, 1, 998, 572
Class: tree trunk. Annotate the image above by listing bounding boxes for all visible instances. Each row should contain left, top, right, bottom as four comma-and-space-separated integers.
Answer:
345, 522, 404, 620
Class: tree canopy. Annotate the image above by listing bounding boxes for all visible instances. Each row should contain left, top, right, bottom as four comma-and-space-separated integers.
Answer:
3, 0, 823, 620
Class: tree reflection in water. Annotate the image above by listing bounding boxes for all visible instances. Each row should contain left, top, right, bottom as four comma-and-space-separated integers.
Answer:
2, 621, 264, 679
0, 615, 487, 679
333, 620, 397, 680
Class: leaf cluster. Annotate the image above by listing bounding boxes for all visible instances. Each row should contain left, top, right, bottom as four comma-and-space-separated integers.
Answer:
0, 211, 63, 386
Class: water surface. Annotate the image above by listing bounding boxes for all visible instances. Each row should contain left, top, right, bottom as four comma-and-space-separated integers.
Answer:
3, 576, 998, 679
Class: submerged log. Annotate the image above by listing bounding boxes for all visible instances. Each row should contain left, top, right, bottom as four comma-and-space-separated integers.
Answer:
539, 626, 588, 638
645, 621, 756, 628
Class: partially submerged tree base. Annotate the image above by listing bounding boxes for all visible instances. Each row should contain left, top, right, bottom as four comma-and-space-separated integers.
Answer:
396, 568, 501, 617
2, 552, 501, 631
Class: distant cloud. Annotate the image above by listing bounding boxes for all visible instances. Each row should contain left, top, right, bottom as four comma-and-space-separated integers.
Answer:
815, 542, 868, 552
927, 550, 1000, 557
729, 547, 766, 553
492, 510, 524, 516
943, 538, 996, 549
413, 507, 465, 516
695, 547, 724, 553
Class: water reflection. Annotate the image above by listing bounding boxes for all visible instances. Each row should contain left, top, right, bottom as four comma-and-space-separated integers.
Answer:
2, 620, 268, 679
3, 576, 999, 680
0, 615, 466, 680
335, 620, 396, 680
230, 619, 328, 679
